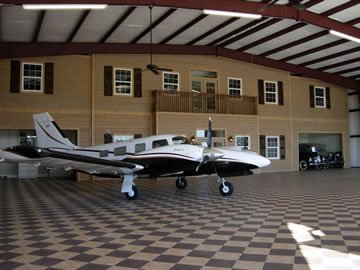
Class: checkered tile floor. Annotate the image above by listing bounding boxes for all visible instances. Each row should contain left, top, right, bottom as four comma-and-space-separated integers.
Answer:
1, 169, 360, 270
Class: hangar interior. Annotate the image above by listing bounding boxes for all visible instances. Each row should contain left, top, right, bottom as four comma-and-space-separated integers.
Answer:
0, 1, 360, 270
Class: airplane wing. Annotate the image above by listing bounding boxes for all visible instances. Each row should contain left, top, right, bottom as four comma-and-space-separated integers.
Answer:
0, 146, 143, 176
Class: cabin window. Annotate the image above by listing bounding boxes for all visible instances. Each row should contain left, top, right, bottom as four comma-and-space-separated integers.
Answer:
152, 139, 168, 148
315, 87, 326, 107
236, 136, 250, 150
135, 143, 146, 153
113, 135, 133, 142
172, 136, 190, 145
114, 68, 132, 95
114, 146, 126, 156
100, 150, 108, 157
22, 63, 43, 92
265, 81, 277, 104
163, 72, 179, 91
266, 136, 279, 159
228, 78, 242, 96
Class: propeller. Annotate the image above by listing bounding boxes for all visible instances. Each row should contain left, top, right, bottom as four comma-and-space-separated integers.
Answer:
196, 117, 224, 172
145, 5, 173, 75
260, 0, 305, 12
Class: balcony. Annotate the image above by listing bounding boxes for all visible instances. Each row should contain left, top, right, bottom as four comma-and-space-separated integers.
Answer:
153, 90, 257, 115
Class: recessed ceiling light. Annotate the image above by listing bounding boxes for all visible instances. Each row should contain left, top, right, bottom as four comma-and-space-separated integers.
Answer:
23, 4, 108, 10
203, 9, 262, 20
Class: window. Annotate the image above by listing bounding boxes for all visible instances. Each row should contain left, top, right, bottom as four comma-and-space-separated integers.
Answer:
152, 139, 168, 148
113, 135, 133, 142
100, 150, 108, 157
265, 81, 277, 104
315, 87, 325, 107
163, 72, 179, 91
135, 143, 146, 153
22, 63, 43, 91
190, 70, 217, 78
236, 136, 250, 150
228, 78, 242, 96
114, 146, 126, 156
114, 68, 132, 95
266, 136, 279, 159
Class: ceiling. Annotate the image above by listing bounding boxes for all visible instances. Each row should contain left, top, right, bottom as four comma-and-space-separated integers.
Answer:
1, 0, 359, 90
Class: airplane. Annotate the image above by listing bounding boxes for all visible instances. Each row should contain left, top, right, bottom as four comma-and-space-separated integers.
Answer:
0, 112, 271, 200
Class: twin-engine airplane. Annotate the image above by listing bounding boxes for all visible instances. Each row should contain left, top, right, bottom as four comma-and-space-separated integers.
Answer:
0, 113, 270, 200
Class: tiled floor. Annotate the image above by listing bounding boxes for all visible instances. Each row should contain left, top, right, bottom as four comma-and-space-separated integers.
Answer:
1, 169, 360, 270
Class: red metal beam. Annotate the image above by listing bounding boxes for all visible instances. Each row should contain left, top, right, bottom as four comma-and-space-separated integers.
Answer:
100, 6, 136, 43
187, 17, 238, 46
131, 8, 177, 44
160, 14, 208, 45
1, 42, 359, 90
67, 10, 91, 43
33, 10, 46, 42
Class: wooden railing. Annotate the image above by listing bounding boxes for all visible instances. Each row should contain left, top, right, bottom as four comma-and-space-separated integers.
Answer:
153, 90, 257, 115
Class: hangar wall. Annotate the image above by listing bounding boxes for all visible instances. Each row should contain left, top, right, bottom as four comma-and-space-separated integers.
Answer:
0, 53, 350, 176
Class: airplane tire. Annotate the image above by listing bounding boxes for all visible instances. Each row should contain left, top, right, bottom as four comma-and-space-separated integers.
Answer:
176, 177, 187, 189
219, 181, 234, 196
299, 160, 308, 171
126, 185, 139, 200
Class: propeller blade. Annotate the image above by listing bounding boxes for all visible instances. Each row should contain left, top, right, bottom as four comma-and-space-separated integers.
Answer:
196, 148, 224, 172
207, 117, 212, 148
196, 155, 209, 172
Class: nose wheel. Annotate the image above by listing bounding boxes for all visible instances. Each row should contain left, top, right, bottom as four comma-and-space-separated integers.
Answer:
176, 176, 187, 189
126, 184, 139, 200
218, 177, 234, 196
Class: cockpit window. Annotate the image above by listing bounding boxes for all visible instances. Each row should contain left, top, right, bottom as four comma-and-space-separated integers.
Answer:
152, 139, 169, 148
172, 136, 190, 145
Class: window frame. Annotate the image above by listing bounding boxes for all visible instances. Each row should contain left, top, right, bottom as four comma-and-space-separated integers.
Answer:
266, 136, 280, 159
314, 86, 326, 108
163, 71, 180, 91
113, 68, 133, 96
264, 81, 278, 104
235, 135, 250, 150
228, 77, 242, 96
22, 63, 43, 92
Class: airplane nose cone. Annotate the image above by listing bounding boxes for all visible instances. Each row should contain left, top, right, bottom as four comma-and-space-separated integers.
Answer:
258, 155, 271, 168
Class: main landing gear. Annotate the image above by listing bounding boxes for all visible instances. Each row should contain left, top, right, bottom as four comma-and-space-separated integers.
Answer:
176, 176, 234, 197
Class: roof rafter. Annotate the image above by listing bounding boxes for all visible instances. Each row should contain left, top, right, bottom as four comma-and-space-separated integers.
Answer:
33, 10, 46, 42
100, 6, 136, 43
130, 8, 177, 44
1, 42, 358, 90
317, 57, 360, 71
334, 66, 360, 76
160, 14, 207, 45
67, 10, 91, 43
321, 0, 360, 17
187, 17, 238, 46
207, 18, 266, 46
237, 22, 307, 52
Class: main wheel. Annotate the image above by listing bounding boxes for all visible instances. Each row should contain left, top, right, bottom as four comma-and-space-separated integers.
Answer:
323, 158, 330, 169
176, 177, 187, 189
219, 181, 234, 196
299, 160, 308, 171
126, 185, 139, 200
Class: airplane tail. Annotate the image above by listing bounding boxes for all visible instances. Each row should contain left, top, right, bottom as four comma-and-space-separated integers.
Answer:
33, 112, 77, 150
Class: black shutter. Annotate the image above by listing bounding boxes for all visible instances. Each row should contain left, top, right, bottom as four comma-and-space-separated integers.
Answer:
104, 66, 113, 96
309, 85, 315, 108
44, 62, 54, 94
278, 81, 284, 106
10, 60, 20, 93
280, 135, 285, 160
259, 135, 266, 157
326, 87, 331, 109
134, 68, 142, 98
258, 79, 264, 104
104, 133, 113, 144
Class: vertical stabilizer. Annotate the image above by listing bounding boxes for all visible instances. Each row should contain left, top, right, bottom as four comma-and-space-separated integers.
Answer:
33, 112, 76, 149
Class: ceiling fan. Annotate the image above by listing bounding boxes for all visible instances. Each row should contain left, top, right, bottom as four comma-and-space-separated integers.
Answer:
145, 5, 172, 75
260, 0, 306, 12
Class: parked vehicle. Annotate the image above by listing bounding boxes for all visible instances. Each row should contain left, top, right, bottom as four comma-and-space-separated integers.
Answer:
299, 143, 328, 171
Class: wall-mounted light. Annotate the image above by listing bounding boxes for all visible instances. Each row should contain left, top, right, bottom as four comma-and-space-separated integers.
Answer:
203, 9, 262, 20
329, 30, 360, 44
228, 136, 233, 143
23, 4, 108, 10
190, 136, 196, 143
